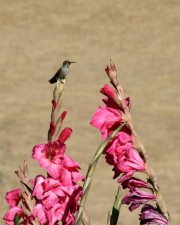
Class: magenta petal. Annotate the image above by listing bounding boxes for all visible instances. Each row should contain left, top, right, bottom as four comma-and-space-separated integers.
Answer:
32, 176, 45, 199
3, 206, 23, 224
43, 178, 62, 192
61, 168, 73, 186
139, 204, 168, 225
63, 155, 80, 169
118, 170, 135, 183
5, 188, 21, 208
117, 148, 145, 173
46, 163, 63, 179
30, 202, 48, 224
121, 177, 147, 191
122, 189, 156, 211
102, 98, 119, 109
42, 190, 59, 209
72, 171, 85, 182
91, 106, 122, 140
50, 203, 65, 225
100, 84, 116, 101
58, 127, 73, 143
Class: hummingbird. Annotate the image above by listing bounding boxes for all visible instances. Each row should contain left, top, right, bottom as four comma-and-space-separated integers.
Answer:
48, 60, 76, 84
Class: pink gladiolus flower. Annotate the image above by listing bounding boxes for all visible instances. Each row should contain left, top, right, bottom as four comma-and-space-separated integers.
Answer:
90, 105, 122, 140
121, 177, 147, 191
103, 128, 133, 164
32, 141, 66, 179
113, 148, 145, 182
31, 177, 83, 225
5, 188, 21, 208
139, 204, 168, 225
3, 206, 23, 225
122, 189, 156, 211
32, 141, 84, 182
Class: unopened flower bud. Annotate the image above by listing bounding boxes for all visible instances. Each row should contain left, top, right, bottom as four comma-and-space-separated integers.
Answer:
110, 59, 117, 77
24, 160, 28, 178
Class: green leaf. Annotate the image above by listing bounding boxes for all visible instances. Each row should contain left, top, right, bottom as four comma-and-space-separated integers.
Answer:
110, 186, 122, 225
20, 181, 39, 203
20, 181, 33, 194
14, 213, 21, 225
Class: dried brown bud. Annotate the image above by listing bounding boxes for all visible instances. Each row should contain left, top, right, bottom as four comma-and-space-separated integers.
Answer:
110, 59, 117, 77
24, 160, 28, 178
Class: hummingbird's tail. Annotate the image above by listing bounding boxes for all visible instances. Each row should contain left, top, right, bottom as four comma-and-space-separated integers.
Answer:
48, 77, 57, 84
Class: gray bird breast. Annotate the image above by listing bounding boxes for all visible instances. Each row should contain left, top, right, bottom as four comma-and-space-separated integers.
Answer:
61, 67, 69, 78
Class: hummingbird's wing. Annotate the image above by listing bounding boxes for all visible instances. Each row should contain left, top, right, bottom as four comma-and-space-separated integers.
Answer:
48, 68, 62, 84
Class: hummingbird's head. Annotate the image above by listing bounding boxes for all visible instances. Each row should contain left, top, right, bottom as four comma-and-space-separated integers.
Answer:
63, 60, 76, 68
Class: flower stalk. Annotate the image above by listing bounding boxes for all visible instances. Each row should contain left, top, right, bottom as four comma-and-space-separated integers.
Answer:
48, 79, 66, 142
103, 59, 173, 223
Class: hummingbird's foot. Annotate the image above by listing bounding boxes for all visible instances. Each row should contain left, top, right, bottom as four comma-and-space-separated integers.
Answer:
60, 78, 66, 83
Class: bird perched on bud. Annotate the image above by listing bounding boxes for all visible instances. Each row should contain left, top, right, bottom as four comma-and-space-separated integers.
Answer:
49, 60, 76, 84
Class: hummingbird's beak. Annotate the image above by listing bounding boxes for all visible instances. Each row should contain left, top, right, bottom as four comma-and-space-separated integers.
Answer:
70, 62, 76, 64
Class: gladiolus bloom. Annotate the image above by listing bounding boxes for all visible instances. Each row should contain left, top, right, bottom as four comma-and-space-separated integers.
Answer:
32, 141, 66, 179
122, 189, 156, 211
113, 148, 145, 183
3, 206, 23, 225
139, 204, 168, 225
5, 188, 21, 208
121, 177, 147, 191
90, 105, 122, 140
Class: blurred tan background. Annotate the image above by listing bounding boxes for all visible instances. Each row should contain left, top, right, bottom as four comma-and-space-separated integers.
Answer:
0, 1, 180, 224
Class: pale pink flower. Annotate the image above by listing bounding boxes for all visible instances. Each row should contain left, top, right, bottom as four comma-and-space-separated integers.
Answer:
139, 204, 168, 225
32, 141, 66, 179
5, 188, 22, 208
121, 177, 147, 191
3, 206, 23, 225
122, 189, 156, 211
113, 148, 145, 182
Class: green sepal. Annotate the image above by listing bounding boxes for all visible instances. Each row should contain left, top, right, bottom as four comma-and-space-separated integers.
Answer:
14, 213, 21, 225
